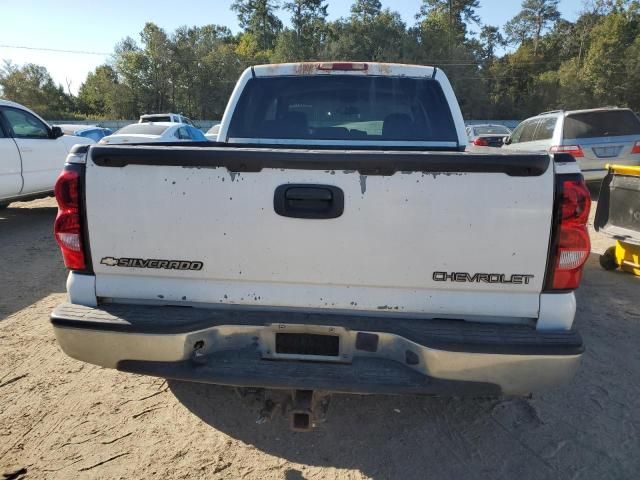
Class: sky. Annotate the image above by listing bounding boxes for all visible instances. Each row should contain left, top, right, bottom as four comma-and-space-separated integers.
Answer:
0, 0, 585, 94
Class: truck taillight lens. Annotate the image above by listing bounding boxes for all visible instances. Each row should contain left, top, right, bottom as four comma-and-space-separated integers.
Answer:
473, 138, 489, 146
550, 145, 584, 158
54, 168, 86, 270
552, 225, 590, 289
54, 169, 80, 210
631, 141, 640, 154
546, 179, 591, 290
560, 179, 590, 224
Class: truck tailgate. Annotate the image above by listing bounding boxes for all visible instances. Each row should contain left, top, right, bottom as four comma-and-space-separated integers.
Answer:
85, 146, 553, 320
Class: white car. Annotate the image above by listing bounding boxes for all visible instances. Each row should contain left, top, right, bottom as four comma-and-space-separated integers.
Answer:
0, 99, 93, 208
205, 124, 220, 141
98, 122, 207, 145
138, 113, 193, 125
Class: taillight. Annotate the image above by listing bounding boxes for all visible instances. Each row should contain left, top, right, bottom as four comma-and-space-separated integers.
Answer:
631, 141, 640, 154
550, 145, 584, 158
54, 169, 80, 210
317, 62, 368, 71
473, 138, 489, 146
54, 168, 87, 270
545, 178, 591, 290
560, 179, 590, 224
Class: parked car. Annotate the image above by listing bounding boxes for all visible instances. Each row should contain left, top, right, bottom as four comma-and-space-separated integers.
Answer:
466, 124, 511, 147
56, 124, 113, 143
205, 123, 221, 141
138, 113, 193, 125
51, 62, 589, 430
0, 99, 93, 208
502, 107, 640, 181
98, 122, 207, 145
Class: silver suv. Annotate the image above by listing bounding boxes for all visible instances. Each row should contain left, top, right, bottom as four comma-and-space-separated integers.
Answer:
502, 108, 640, 181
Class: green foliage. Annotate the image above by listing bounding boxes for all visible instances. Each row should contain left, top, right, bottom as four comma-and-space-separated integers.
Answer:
325, 8, 407, 62
505, 0, 560, 54
350, 0, 382, 22
232, 0, 283, 50
3, 0, 640, 121
77, 65, 136, 119
479, 25, 505, 62
0, 61, 76, 118
487, 0, 640, 118
273, 0, 328, 61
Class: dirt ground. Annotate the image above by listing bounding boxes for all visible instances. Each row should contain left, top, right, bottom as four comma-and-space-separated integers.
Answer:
1, 196, 639, 480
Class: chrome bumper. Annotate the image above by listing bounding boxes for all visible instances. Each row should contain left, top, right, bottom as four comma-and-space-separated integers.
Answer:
51, 303, 583, 396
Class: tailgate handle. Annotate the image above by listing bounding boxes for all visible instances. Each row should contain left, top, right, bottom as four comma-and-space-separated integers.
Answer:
274, 184, 344, 219
286, 187, 333, 201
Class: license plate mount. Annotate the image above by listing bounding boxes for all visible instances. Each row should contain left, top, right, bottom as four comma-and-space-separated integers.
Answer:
593, 146, 622, 158
261, 324, 352, 362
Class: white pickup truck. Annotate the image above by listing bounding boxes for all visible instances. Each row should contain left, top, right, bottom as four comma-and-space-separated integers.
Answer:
0, 100, 92, 208
50, 63, 590, 428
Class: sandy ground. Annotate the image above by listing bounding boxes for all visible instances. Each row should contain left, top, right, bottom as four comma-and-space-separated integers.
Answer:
1, 196, 639, 480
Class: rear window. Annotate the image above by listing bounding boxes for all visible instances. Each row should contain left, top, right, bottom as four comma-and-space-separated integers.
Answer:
511, 119, 540, 143
228, 76, 458, 143
115, 124, 170, 135
532, 117, 557, 141
563, 110, 640, 139
141, 116, 171, 123
473, 125, 510, 135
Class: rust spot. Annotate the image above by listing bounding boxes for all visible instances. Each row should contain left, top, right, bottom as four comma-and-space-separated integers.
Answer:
294, 62, 318, 75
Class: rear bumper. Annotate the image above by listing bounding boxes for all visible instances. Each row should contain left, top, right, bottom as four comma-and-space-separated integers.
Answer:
50, 303, 583, 396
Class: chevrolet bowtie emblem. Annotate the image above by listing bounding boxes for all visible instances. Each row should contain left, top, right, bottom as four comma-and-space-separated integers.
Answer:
100, 257, 118, 267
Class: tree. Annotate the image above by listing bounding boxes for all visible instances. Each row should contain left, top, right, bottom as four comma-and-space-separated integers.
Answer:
77, 64, 138, 119
286, 0, 328, 38
79, 65, 115, 115
479, 25, 505, 63
417, 0, 480, 25
350, 0, 382, 22
415, 0, 480, 60
232, 0, 283, 50
178, 25, 241, 119
5, 0, 640, 122
505, 0, 561, 54
326, 3, 407, 62
581, 8, 640, 106
624, 33, 640, 108
139, 23, 172, 112
274, 0, 328, 60
0, 61, 74, 118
